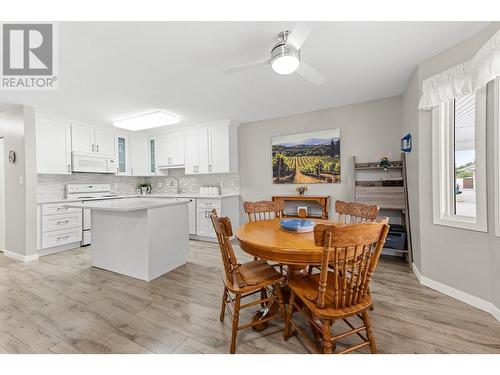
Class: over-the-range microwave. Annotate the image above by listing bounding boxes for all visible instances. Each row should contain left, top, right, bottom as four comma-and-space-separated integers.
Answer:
71, 152, 117, 174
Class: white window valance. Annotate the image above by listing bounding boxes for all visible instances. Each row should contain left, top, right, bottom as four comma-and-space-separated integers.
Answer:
419, 29, 500, 110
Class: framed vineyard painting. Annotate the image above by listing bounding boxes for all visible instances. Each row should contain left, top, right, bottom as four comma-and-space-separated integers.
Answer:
272, 128, 341, 184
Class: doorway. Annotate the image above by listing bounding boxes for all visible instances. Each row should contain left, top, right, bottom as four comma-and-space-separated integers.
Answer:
0, 137, 4, 252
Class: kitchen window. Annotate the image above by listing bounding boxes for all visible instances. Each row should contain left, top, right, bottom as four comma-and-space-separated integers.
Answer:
432, 87, 487, 232
495, 78, 500, 237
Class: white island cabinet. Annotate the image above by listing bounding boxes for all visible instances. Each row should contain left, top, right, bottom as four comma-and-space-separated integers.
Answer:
65, 198, 190, 282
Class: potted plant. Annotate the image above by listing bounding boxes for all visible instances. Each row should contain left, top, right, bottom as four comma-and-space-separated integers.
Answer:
137, 182, 152, 195
296, 186, 308, 196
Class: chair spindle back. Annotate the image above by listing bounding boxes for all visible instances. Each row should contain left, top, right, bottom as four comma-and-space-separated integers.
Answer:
210, 209, 245, 288
313, 222, 389, 309
243, 200, 284, 222
335, 200, 379, 224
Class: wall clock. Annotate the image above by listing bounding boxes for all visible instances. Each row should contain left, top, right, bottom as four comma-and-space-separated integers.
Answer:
8, 150, 16, 164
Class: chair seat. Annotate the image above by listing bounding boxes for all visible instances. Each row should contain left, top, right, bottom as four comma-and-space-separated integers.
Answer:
289, 274, 372, 319
223, 259, 284, 293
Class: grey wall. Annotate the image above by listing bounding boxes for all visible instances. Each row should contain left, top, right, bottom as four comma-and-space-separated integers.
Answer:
402, 23, 500, 309
0, 105, 37, 257
238, 95, 403, 223
402, 70, 422, 270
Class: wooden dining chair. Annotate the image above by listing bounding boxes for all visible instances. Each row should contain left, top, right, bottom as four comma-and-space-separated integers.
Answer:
284, 221, 389, 354
336, 200, 379, 223
243, 200, 284, 222
243, 200, 285, 273
210, 209, 286, 354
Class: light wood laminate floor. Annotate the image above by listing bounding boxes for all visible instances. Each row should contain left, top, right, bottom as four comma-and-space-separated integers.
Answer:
0, 241, 499, 354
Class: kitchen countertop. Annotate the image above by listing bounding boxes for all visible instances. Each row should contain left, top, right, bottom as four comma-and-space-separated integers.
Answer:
64, 197, 191, 212
37, 193, 240, 204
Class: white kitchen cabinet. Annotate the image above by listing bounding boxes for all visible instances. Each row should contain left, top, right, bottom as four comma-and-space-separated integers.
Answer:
116, 134, 129, 175
94, 128, 116, 156
36, 115, 72, 174
156, 131, 185, 168
184, 129, 199, 175
184, 121, 238, 175
197, 208, 216, 237
188, 199, 197, 236
129, 135, 150, 176
184, 127, 209, 174
209, 125, 230, 174
71, 124, 116, 156
195, 197, 239, 239
38, 202, 83, 252
71, 124, 94, 154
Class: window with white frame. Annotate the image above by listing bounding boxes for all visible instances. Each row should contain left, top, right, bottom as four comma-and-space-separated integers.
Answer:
432, 87, 487, 232
495, 78, 500, 237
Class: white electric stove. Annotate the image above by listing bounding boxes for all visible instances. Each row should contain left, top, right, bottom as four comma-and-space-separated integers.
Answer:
66, 184, 119, 246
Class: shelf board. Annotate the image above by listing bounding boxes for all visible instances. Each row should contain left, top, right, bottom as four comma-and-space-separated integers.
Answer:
355, 166, 403, 171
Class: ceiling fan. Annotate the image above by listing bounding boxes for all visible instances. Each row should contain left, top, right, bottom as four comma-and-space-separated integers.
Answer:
223, 23, 326, 85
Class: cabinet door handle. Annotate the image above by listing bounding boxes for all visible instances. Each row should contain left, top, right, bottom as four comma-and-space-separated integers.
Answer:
208, 164, 212, 173
96, 144, 99, 152
92, 144, 95, 152
56, 235, 70, 240
67, 164, 71, 173
56, 220, 70, 225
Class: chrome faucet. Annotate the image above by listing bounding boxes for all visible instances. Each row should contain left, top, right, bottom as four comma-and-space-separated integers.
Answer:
172, 177, 181, 194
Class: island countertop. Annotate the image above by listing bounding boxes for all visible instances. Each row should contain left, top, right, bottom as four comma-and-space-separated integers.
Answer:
64, 197, 190, 212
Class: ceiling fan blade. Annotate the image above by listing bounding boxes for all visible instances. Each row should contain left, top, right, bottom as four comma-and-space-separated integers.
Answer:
223, 58, 270, 74
295, 61, 326, 85
285, 22, 310, 50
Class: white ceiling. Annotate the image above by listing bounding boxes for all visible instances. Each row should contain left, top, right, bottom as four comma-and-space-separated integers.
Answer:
0, 21, 490, 130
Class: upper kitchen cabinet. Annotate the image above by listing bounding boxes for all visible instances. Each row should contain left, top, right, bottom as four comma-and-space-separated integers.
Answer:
94, 128, 116, 156
129, 135, 150, 176
71, 124, 116, 157
36, 114, 72, 174
155, 131, 185, 169
185, 120, 238, 175
115, 134, 129, 175
71, 124, 94, 154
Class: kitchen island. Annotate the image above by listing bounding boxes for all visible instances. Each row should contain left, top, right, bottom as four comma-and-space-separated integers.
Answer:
66, 198, 190, 281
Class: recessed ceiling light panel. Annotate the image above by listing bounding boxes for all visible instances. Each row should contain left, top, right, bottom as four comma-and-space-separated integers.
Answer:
113, 111, 179, 131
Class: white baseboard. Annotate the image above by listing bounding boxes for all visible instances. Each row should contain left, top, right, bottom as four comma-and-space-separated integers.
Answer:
3, 250, 39, 262
412, 263, 500, 323
38, 242, 81, 256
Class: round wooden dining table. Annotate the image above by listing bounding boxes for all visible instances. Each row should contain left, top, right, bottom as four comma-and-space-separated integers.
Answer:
235, 218, 331, 279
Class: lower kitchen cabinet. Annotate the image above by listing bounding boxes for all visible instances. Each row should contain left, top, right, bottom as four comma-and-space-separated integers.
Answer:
37, 202, 83, 254
188, 199, 197, 236
195, 196, 239, 239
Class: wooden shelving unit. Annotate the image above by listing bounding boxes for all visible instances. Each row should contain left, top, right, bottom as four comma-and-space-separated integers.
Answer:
272, 195, 330, 220
353, 154, 413, 268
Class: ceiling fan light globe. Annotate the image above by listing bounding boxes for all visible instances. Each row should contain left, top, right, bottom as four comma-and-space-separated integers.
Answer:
272, 55, 300, 75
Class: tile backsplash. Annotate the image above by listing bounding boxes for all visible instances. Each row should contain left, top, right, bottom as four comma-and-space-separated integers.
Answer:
37, 169, 240, 201
147, 168, 239, 195
37, 173, 147, 201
